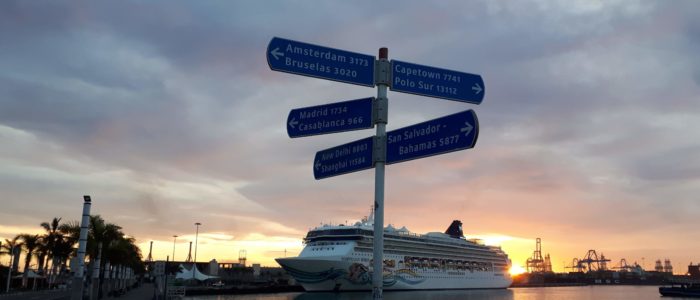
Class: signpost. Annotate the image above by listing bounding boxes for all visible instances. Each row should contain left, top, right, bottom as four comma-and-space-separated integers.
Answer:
267, 37, 375, 87
268, 37, 485, 299
390, 60, 485, 104
313, 137, 374, 179
287, 97, 375, 138
386, 110, 478, 164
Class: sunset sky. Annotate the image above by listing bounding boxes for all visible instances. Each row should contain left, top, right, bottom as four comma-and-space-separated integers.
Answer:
2, 1, 699, 274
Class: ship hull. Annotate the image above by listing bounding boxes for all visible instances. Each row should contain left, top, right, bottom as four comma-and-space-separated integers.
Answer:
276, 256, 512, 292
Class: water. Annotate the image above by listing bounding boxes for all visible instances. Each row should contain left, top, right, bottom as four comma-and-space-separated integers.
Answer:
184, 286, 694, 300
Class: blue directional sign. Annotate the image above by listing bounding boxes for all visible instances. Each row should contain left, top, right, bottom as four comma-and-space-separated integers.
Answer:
386, 110, 479, 165
390, 60, 485, 104
267, 37, 375, 87
287, 97, 375, 138
314, 137, 374, 180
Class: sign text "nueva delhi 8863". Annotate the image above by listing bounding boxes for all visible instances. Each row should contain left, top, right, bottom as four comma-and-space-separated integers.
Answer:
312, 110, 479, 179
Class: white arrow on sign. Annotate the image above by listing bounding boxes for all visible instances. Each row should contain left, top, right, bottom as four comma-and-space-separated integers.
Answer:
472, 83, 482, 94
460, 122, 473, 137
270, 47, 284, 60
288, 117, 298, 129
315, 160, 322, 170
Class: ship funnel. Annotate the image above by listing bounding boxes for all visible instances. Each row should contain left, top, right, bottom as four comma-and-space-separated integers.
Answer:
444, 220, 464, 239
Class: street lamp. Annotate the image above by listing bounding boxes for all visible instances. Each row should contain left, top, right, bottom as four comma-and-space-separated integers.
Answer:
194, 222, 201, 263
172, 235, 178, 262
6, 244, 13, 293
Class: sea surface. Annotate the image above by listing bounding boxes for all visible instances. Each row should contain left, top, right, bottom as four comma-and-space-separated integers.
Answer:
184, 286, 694, 300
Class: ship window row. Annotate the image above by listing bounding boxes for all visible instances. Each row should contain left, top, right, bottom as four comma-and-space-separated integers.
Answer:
307, 229, 488, 250
364, 235, 497, 254
381, 241, 498, 258
386, 241, 503, 259
310, 247, 335, 251
383, 236, 495, 253
354, 245, 502, 263
309, 241, 347, 246
358, 242, 501, 261
306, 230, 508, 258
401, 256, 494, 271
354, 246, 496, 263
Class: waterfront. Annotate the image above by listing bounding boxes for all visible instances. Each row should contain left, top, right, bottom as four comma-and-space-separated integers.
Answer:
184, 286, 694, 300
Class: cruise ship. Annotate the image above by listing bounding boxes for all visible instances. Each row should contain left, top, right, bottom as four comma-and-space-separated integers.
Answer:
276, 214, 512, 291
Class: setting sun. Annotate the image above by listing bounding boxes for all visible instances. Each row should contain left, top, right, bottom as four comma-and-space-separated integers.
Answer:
509, 264, 527, 276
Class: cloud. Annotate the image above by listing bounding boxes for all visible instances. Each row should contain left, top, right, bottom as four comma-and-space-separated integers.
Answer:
1, 0, 699, 269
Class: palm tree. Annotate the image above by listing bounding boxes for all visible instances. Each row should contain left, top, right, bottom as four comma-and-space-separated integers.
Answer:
2, 236, 22, 270
34, 241, 49, 275
48, 220, 79, 287
87, 215, 123, 262
39, 217, 63, 275
58, 220, 80, 247
2, 236, 22, 292
19, 234, 40, 288
50, 237, 74, 284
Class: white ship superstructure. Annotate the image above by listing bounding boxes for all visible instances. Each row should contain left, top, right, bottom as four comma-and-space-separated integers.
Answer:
276, 214, 512, 291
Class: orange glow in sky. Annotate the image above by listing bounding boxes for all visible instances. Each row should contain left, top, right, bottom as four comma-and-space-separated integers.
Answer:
509, 264, 527, 276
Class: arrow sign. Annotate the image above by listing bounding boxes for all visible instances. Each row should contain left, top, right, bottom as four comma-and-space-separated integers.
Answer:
386, 110, 479, 165
287, 97, 375, 138
313, 137, 374, 180
267, 37, 375, 87
390, 60, 485, 104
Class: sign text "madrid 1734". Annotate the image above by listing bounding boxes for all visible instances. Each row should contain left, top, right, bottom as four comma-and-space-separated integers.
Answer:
287, 97, 374, 138
267, 37, 375, 87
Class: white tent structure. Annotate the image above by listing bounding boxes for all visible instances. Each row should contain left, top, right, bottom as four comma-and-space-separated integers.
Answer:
175, 264, 218, 281
14, 270, 44, 279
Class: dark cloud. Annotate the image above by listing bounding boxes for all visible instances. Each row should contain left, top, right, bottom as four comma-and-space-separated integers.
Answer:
1, 0, 699, 265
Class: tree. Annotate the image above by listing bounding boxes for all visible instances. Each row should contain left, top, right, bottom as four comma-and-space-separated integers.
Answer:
50, 237, 74, 283
19, 234, 40, 288
39, 218, 63, 274
1, 236, 22, 265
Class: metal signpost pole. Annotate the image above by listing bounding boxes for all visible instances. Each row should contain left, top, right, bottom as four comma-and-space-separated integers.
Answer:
372, 47, 389, 300
193, 222, 201, 281
70, 196, 92, 300
6, 245, 12, 292
172, 235, 178, 262
194, 223, 201, 263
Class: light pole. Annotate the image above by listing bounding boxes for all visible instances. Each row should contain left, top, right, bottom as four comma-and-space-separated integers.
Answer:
6, 245, 13, 293
194, 223, 201, 263
172, 235, 178, 262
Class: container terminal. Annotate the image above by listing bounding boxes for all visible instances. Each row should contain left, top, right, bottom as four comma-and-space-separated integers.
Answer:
511, 238, 700, 287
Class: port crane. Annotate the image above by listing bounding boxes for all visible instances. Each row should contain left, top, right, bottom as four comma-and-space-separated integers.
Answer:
566, 250, 611, 272
525, 238, 552, 273
612, 258, 644, 274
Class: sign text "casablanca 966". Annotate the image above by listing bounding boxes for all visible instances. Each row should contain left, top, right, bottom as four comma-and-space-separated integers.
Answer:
386, 110, 479, 164
267, 37, 375, 87
287, 98, 374, 138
